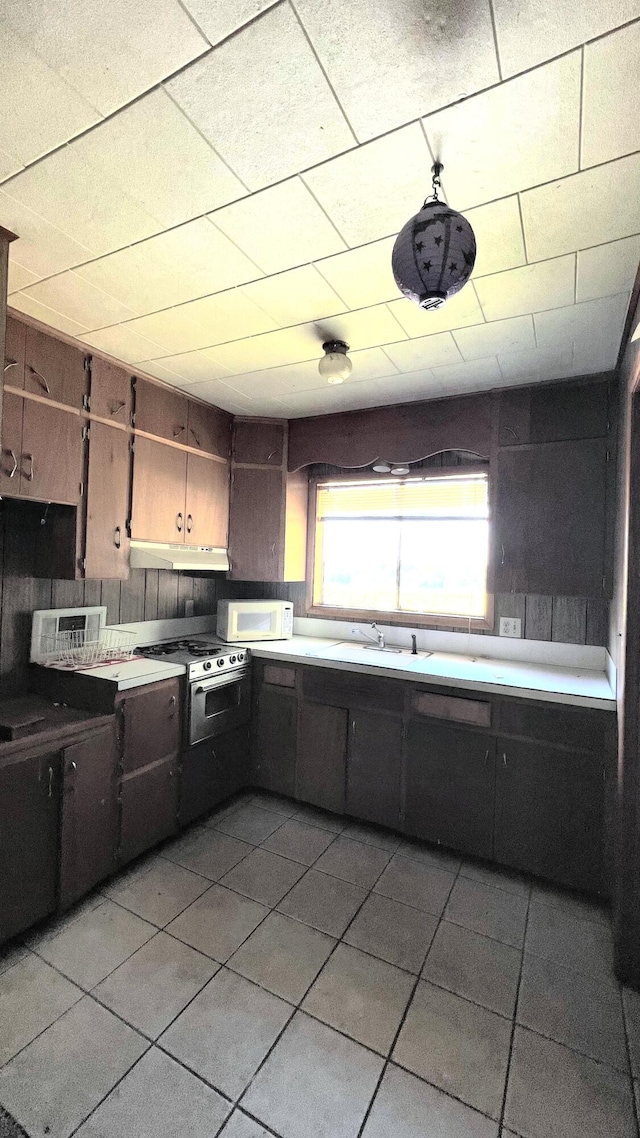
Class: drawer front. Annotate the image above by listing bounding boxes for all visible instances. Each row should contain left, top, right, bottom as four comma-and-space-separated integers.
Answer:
120, 755, 179, 864
302, 666, 406, 714
262, 664, 297, 688
119, 679, 181, 772
496, 699, 607, 751
412, 690, 491, 728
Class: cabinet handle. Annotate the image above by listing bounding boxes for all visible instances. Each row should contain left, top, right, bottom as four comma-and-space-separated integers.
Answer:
173, 424, 186, 438
501, 543, 505, 565
3, 358, 17, 374
110, 399, 125, 416
168, 694, 177, 717
5, 449, 17, 479
186, 514, 193, 534
502, 426, 518, 441
502, 752, 507, 768
28, 365, 50, 394
267, 449, 277, 461
47, 766, 54, 797
271, 542, 276, 556
190, 428, 201, 447
114, 526, 121, 549
484, 748, 490, 765
25, 453, 34, 482
176, 513, 183, 533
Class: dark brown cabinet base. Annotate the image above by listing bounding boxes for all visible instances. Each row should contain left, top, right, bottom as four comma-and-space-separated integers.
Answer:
252, 684, 297, 796
346, 710, 402, 830
0, 751, 60, 943
180, 727, 250, 826
59, 726, 119, 911
120, 755, 179, 863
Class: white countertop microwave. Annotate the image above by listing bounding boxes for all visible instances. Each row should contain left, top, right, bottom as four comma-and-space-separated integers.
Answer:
216, 599, 293, 642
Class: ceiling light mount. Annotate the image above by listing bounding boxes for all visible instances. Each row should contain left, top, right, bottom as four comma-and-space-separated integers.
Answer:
319, 339, 352, 385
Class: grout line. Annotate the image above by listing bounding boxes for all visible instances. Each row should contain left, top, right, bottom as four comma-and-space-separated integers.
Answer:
487, 0, 504, 82
578, 45, 586, 172
497, 880, 532, 1133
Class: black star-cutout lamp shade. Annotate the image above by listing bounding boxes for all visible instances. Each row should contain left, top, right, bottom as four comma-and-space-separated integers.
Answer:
392, 166, 476, 310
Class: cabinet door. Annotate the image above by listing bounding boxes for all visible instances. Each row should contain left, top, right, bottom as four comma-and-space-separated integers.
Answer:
404, 721, 495, 858
120, 755, 179, 864
347, 711, 402, 829
234, 420, 284, 465
25, 325, 88, 409
494, 437, 607, 596
119, 678, 181, 772
135, 378, 187, 445
4, 315, 26, 388
0, 752, 60, 943
229, 466, 283, 580
495, 738, 605, 894
252, 685, 297, 795
20, 399, 84, 504
498, 381, 609, 447
90, 357, 132, 425
296, 702, 347, 813
0, 390, 24, 495
180, 726, 250, 826
131, 435, 187, 542
185, 453, 229, 547
188, 401, 231, 458
59, 727, 119, 910
85, 422, 130, 579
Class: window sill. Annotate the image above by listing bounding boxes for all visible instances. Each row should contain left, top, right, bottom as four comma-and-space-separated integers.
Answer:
305, 603, 494, 632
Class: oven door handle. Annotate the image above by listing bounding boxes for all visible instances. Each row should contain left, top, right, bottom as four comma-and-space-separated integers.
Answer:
193, 668, 250, 695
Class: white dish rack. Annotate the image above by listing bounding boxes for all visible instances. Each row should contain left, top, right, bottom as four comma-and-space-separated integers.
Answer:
40, 627, 137, 669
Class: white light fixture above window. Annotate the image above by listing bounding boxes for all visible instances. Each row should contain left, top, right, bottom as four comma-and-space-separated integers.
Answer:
319, 339, 352, 385
372, 461, 391, 473
391, 464, 410, 476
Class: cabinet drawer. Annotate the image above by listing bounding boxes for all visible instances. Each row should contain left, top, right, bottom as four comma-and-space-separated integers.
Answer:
120, 755, 178, 864
496, 700, 607, 752
412, 690, 491, 728
118, 679, 181, 771
263, 664, 296, 688
302, 667, 405, 714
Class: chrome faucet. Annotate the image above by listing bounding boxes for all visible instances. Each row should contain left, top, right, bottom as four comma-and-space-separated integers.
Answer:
353, 623, 385, 650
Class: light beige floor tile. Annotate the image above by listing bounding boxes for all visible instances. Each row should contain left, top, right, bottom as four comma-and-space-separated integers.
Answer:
341, 822, 401, 852
75, 1046, 230, 1137
505, 1026, 636, 1138
525, 900, 614, 980
623, 985, 640, 1077
166, 884, 268, 962
0, 954, 82, 1064
242, 1010, 384, 1138
161, 826, 252, 880
530, 883, 609, 925
220, 847, 306, 906
33, 899, 156, 988
445, 878, 528, 947
249, 793, 298, 817
160, 967, 291, 1099
393, 980, 512, 1119
518, 953, 627, 1071
229, 911, 335, 1003
260, 818, 336, 864
0, 942, 28, 977
291, 804, 346, 832
461, 860, 531, 898
374, 855, 456, 916
397, 839, 462, 874
103, 855, 211, 925
344, 893, 438, 974
0, 997, 147, 1138
94, 931, 218, 1038
277, 868, 366, 937
219, 1111, 273, 1137
302, 943, 414, 1054
423, 921, 521, 1019
314, 836, 392, 889
24, 891, 105, 948
361, 1062, 499, 1138
216, 804, 286, 844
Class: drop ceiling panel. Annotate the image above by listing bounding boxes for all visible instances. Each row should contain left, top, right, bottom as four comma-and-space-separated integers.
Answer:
474, 256, 576, 322
217, 347, 399, 398
383, 331, 462, 371
303, 123, 433, 247
0, 148, 20, 183
464, 198, 527, 278
388, 285, 485, 337
573, 337, 621, 375
20, 272, 138, 330
125, 289, 277, 355
7, 262, 39, 294
534, 293, 630, 354
170, 377, 256, 414
0, 23, 100, 171
293, 0, 499, 142
138, 351, 232, 384
179, 0, 278, 45
498, 345, 575, 383
577, 236, 640, 303
79, 324, 168, 365
166, 4, 353, 190
8, 295, 88, 337
521, 153, 640, 262
241, 265, 346, 327
453, 315, 535, 360
2, 0, 209, 116
71, 90, 247, 228
210, 179, 346, 274
314, 237, 397, 309
430, 355, 503, 390
0, 190, 95, 279
423, 53, 581, 211
582, 22, 640, 169
491, 0, 640, 77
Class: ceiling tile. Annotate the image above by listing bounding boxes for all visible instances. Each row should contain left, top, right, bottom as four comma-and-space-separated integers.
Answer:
241, 265, 346, 327
465, 197, 526, 277
72, 89, 246, 228
210, 178, 346, 274
388, 284, 485, 337
430, 355, 503, 390
383, 331, 462, 371
573, 337, 621, 375
276, 369, 440, 417
303, 122, 433, 247
577, 235, 640, 303
521, 153, 640, 261
312, 304, 407, 352
423, 53, 581, 210
294, 0, 498, 142
475, 255, 576, 321
8, 294, 89, 337
7, 261, 39, 293
220, 347, 399, 398
491, 0, 640, 77
0, 189, 95, 278
0, 23, 100, 169
79, 324, 168, 364
498, 345, 575, 382
179, 0, 277, 45
453, 314, 535, 360
314, 237, 398, 309
0, 146, 21, 182
2, 0, 208, 116
172, 377, 257, 413
124, 289, 277, 354
2, 146, 162, 256
21, 271, 138, 330
74, 218, 262, 314
582, 22, 640, 168
534, 293, 630, 355
138, 351, 231, 384
166, 3, 353, 190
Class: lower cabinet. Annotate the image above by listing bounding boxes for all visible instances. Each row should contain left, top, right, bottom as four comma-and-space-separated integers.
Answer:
0, 751, 60, 943
252, 684, 297, 796
120, 755, 179, 864
59, 726, 119, 910
118, 678, 181, 773
346, 710, 403, 829
180, 727, 250, 826
404, 721, 495, 859
296, 702, 347, 814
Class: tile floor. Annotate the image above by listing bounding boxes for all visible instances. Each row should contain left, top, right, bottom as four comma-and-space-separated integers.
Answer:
0, 790, 638, 1138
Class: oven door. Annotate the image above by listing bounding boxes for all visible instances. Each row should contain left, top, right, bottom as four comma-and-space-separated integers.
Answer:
188, 667, 251, 746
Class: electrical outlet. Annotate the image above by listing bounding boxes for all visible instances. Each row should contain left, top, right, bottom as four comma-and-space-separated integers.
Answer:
499, 617, 522, 638
184, 599, 195, 617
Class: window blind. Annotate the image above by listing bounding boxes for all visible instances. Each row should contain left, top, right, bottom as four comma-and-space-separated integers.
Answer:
316, 475, 488, 520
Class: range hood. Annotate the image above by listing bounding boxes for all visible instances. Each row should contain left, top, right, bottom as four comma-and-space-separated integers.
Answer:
130, 541, 229, 572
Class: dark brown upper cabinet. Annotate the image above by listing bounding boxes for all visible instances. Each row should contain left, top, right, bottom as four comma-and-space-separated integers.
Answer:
89, 357, 132, 425
3, 315, 26, 388
85, 422, 131, 579
134, 376, 188, 444
0, 397, 84, 506
130, 435, 187, 543
498, 378, 610, 447
0, 390, 24, 495
234, 419, 285, 465
188, 400, 231, 458
24, 325, 88, 409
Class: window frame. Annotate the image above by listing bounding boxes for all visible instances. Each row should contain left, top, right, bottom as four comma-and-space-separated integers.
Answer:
305, 466, 495, 630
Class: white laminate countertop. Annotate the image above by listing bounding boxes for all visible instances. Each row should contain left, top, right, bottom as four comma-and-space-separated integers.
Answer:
46, 657, 186, 690
242, 636, 616, 711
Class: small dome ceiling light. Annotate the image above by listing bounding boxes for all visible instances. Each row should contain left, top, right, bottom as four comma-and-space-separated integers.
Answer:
372, 461, 392, 473
390, 464, 410, 476
392, 162, 476, 310
319, 340, 352, 385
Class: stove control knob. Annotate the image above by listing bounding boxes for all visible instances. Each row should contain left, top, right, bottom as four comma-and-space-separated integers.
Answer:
204, 661, 212, 670
230, 655, 237, 663
237, 652, 244, 662
217, 657, 225, 667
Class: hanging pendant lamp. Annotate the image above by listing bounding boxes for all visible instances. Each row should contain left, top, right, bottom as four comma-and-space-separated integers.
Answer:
392, 163, 476, 310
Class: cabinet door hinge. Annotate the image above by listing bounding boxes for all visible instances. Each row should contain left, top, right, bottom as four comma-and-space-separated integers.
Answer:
81, 424, 89, 441
84, 356, 92, 375
82, 393, 90, 411
606, 448, 610, 463
80, 556, 86, 572
79, 481, 84, 497
126, 517, 132, 538
129, 438, 135, 453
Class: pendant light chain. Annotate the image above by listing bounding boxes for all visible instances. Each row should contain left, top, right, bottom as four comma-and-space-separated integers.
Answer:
428, 161, 444, 204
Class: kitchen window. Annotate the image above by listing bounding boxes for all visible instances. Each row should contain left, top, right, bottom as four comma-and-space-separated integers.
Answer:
309, 471, 491, 626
